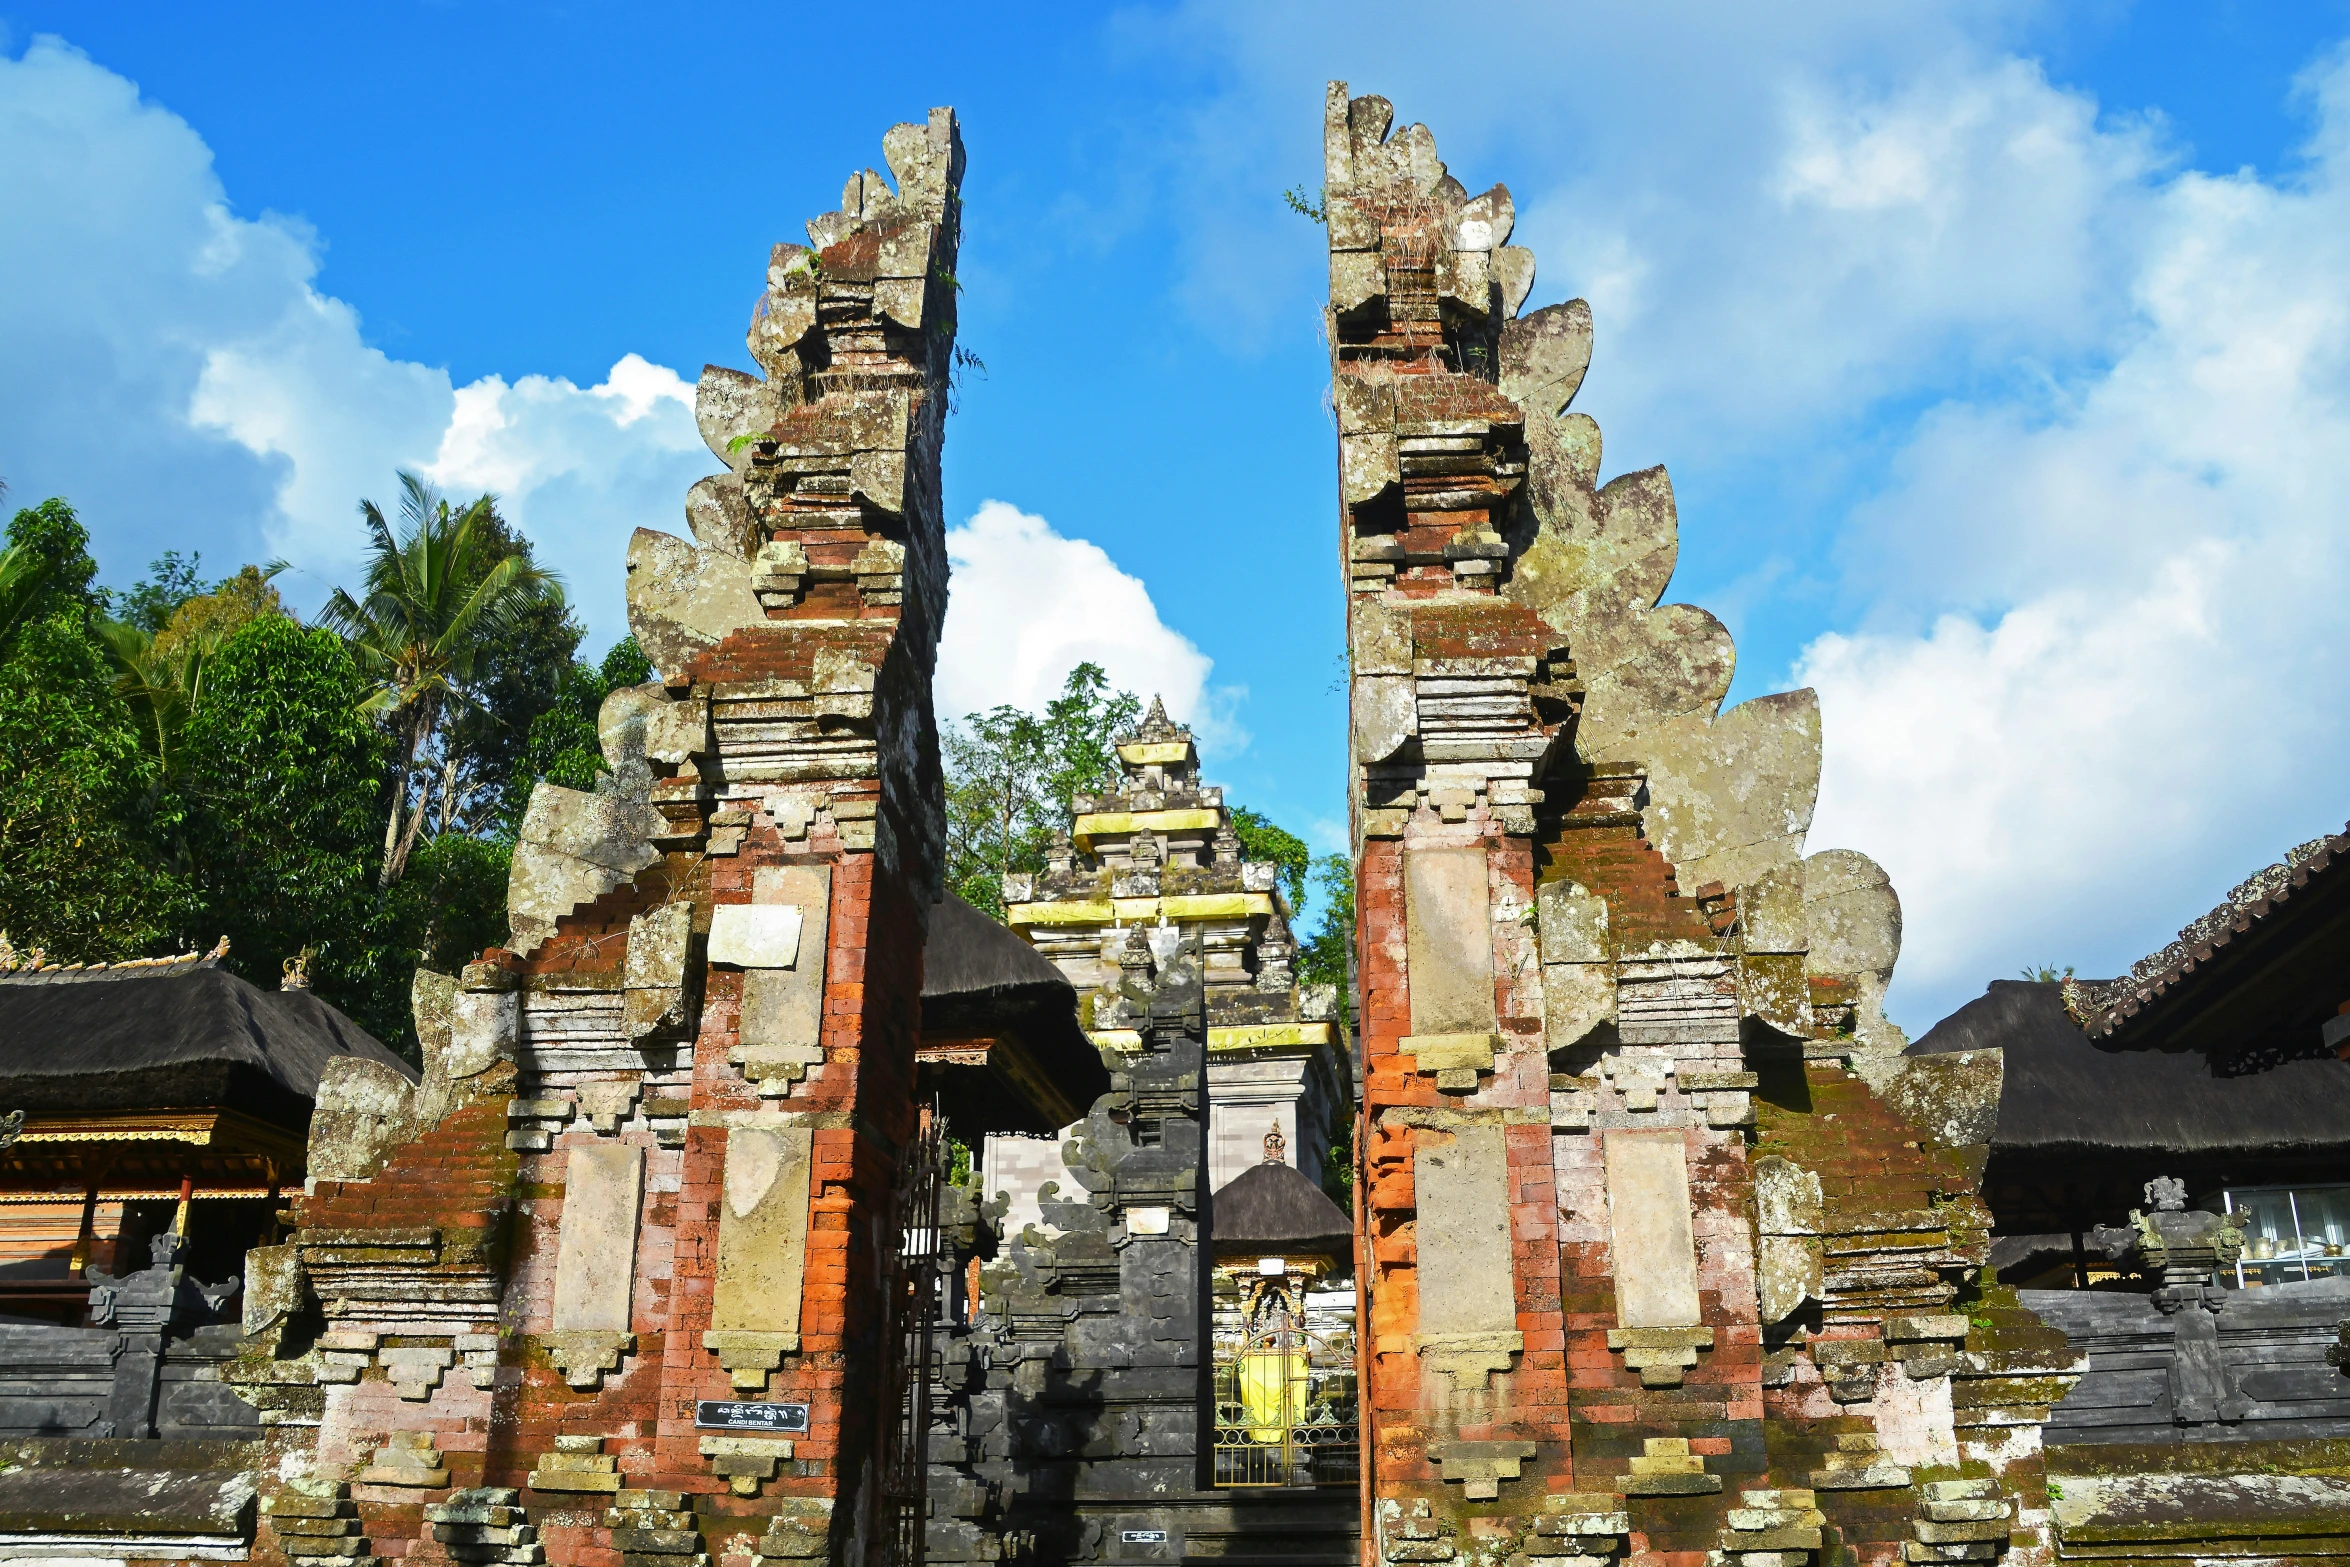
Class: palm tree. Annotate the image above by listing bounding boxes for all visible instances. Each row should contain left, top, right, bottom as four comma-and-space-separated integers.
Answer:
323, 473, 562, 886
0, 539, 53, 651
96, 564, 285, 780
95, 620, 209, 779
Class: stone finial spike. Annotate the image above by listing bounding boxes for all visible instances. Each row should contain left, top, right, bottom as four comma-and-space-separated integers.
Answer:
1141, 694, 1172, 734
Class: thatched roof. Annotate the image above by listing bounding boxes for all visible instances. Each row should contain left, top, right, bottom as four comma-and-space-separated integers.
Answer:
923, 891, 1075, 1000
1909, 979, 2350, 1158
919, 893, 1106, 1136
0, 956, 410, 1122
1210, 1158, 1352, 1257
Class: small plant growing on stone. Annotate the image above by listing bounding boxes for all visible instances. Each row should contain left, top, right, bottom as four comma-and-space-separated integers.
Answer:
1284, 184, 1326, 223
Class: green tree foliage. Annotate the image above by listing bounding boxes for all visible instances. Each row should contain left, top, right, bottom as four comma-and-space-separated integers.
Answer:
323, 472, 563, 885
943, 662, 1139, 917
177, 615, 403, 1037
96, 567, 289, 784
386, 832, 514, 980
1298, 853, 1354, 994
1230, 808, 1310, 910
1322, 1106, 1354, 1197
102, 551, 208, 635
0, 501, 187, 959
0, 488, 623, 1059
444, 510, 589, 833
502, 636, 655, 832
1034, 664, 1139, 826
0, 540, 58, 647
151, 565, 283, 662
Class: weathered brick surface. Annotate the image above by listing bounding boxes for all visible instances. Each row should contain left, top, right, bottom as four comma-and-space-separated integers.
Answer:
238, 107, 967, 1567
1329, 78, 2067, 1567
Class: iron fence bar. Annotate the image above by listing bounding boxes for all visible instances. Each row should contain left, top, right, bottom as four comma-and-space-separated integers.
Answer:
878, 1105, 944, 1567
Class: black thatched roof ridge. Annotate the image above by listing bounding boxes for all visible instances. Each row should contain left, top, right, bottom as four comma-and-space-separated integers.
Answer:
2068, 824, 2350, 1039
0, 958, 411, 1116
918, 893, 1108, 1134
1909, 979, 2350, 1157
923, 892, 1072, 999
1211, 1159, 1352, 1256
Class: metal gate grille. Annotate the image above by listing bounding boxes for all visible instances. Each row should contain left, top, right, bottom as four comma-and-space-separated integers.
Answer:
1211, 1271, 1358, 1487
877, 1106, 945, 1567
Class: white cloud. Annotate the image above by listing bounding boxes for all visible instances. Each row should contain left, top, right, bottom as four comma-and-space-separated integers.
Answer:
0, 36, 714, 643
412, 356, 707, 639
1798, 47, 2350, 1021
939, 500, 1238, 749
0, 34, 1232, 747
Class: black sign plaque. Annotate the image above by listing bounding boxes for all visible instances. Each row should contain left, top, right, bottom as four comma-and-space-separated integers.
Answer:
1120, 1531, 1168, 1545
694, 1400, 810, 1434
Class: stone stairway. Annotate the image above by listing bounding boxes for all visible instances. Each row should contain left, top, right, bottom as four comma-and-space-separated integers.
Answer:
1175, 1491, 1360, 1567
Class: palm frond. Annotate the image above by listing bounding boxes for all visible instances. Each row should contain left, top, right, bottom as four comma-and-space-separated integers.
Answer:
0, 542, 54, 645
398, 471, 441, 534
94, 618, 199, 771
93, 618, 156, 684
356, 498, 400, 565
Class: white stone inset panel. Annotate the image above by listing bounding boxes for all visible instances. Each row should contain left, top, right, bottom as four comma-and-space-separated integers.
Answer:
1603, 1131, 1701, 1327
708, 905, 804, 968
1415, 1124, 1515, 1340
739, 865, 831, 1052
711, 1125, 813, 1338
1405, 848, 1496, 1036
552, 1145, 644, 1332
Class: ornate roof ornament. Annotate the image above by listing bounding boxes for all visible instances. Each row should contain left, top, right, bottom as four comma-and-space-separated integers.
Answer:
1132, 694, 1181, 743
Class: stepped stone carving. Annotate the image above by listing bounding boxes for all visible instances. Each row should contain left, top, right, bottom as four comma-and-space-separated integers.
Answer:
229, 105, 966, 1567
1332, 79, 2072, 1567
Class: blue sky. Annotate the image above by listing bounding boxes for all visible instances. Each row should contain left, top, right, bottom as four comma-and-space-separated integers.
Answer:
6, 1, 2350, 1032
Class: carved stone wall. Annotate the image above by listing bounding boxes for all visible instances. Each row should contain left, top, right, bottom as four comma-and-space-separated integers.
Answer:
1329, 79, 2076, 1567
229, 107, 965, 1567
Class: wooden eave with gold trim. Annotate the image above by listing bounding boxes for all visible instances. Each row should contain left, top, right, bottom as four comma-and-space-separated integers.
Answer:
0, 1107, 303, 1190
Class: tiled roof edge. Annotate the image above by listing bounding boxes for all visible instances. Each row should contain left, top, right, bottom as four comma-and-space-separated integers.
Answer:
2075, 825, 2350, 1038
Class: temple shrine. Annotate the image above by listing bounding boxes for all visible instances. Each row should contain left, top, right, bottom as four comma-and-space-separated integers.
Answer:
0, 86, 2347, 1567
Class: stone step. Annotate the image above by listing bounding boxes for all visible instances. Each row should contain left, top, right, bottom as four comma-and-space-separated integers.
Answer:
612, 1527, 705, 1555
